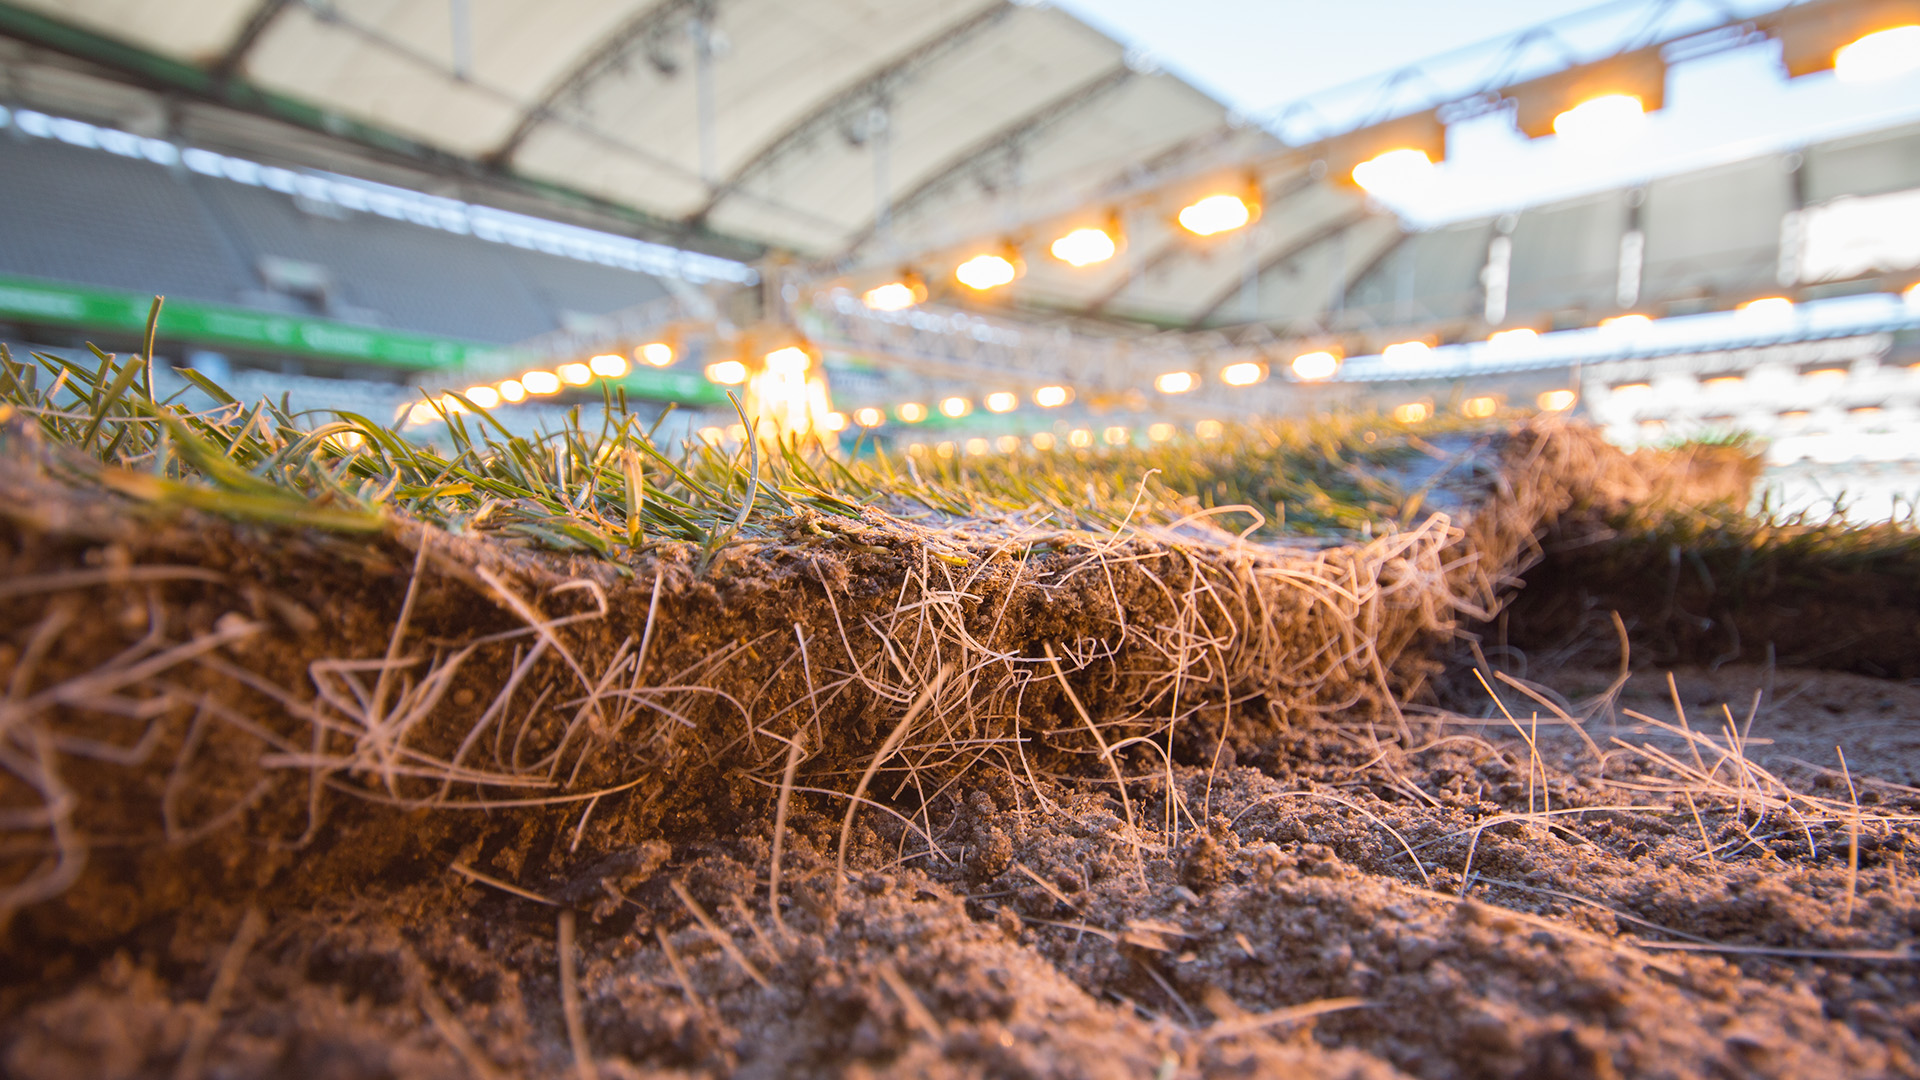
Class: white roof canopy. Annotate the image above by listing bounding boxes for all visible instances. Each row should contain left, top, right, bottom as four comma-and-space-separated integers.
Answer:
12, 0, 1384, 326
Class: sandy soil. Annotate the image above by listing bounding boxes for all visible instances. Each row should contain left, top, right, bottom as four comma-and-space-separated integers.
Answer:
5, 656, 1916, 1079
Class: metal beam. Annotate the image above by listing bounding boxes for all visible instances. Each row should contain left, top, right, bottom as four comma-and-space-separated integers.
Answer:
1187, 208, 1378, 327
486, 0, 700, 167
210, 0, 294, 81
834, 63, 1136, 259
686, 0, 1014, 224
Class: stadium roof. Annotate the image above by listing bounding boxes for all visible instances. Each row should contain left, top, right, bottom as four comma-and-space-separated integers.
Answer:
0, 1, 1337, 304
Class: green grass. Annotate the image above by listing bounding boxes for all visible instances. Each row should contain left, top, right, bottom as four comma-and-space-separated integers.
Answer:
0, 318, 1488, 568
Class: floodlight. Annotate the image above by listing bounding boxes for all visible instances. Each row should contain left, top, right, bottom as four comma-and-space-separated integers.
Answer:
1537, 389, 1578, 412
1766, 0, 1920, 78
1382, 340, 1431, 362
522, 370, 562, 395
898, 402, 927, 422
1289, 352, 1338, 381
853, 407, 885, 427
1486, 328, 1540, 354
1178, 193, 1253, 236
638, 342, 674, 367
956, 253, 1018, 290
1550, 94, 1646, 141
465, 385, 500, 409
1508, 46, 1667, 139
764, 346, 810, 375
1220, 361, 1266, 386
705, 360, 748, 385
1392, 402, 1431, 424
559, 362, 593, 385
498, 379, 527, 403
863, 275, 926, 310
939, 396, 971, 418
1462, 395, 1499, 418
589, 353, 629, 377
1051, 225, 1119, 266
985, 391, 1019, 413
1034, 385, 1072, 407
1324, 110, 1446, 191
1154, 371, 1196, 394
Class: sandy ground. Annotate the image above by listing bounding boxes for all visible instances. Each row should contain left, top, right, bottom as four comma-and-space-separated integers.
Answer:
5, 658, 1916, 1080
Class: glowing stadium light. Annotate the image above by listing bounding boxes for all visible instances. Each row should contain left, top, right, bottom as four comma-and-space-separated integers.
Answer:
1103, 426, 1130, 446
697, 425, 725, 443
1195, 419, 1225, 439
1486, 328, 1540, 354
1836, 24, 1920, 81
1034, 385, 1072, 408
940, 396, 972, 418
1154, 371, 1196, 394
985, 391, 1019, 413
1289, 352, 1338, 381
705, 360, 748, 385
1804, 367, 1849, 383
1740, 296, 1795, 319
853, 407, 885, 427
1220, 361, 1267, 386
1551, 94, 1647, 141
559, 362, 593, 385
1051, 226, 1118, 266
728, 424, 748, 442
1350, 149, 1432, 195
1906, 281, 1920, 305
965, 437, 990, 455
765, 346, 811, 375
1462, 395, 1499, 418
1148, 423, 1174, 442
936, 442, 956, 459
522, 370, 562, 395
1032, 432, 1057, 450
589, 353, 629, 378
1537, 389, 1578, 412
862, 276, 926, 311
438, 393, 468, 414
1177, 193, 1253, 236
407, 403, 439, 426
995, 435, 1022, 453
639, 342, 675, 367
498, 379, 527, 403
1382, 340, 1432, 362
464, 385, 500, 409
898, 402, 928, 423
1068, 428, 1093, 448
956, 253, 1018, 291
1510, 46, 1666, 138
1600, 313, 1653, 335
1392, 402, 1431, 424
1611, 381, 1653, 399
825, 411, 848, 433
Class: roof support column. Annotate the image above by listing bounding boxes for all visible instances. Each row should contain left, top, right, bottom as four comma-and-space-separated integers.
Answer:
871, 105, 893, 249
693, 6, 717, 185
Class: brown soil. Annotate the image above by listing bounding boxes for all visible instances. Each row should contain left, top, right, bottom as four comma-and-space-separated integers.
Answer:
3, 426, 1917, 1080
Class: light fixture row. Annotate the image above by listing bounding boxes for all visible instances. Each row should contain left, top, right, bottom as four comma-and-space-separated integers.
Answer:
854, 12, 1920, 312
407, 342, 674, 426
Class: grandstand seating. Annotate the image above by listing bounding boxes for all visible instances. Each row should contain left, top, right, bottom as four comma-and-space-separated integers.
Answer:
0, 134, 673, 349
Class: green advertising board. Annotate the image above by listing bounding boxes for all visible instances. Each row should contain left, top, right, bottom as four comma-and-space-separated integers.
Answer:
0, 275, 727, 405
0, 275, 506, 370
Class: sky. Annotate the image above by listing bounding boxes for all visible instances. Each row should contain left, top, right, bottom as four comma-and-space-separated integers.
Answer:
1055, 0, 1920, 225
